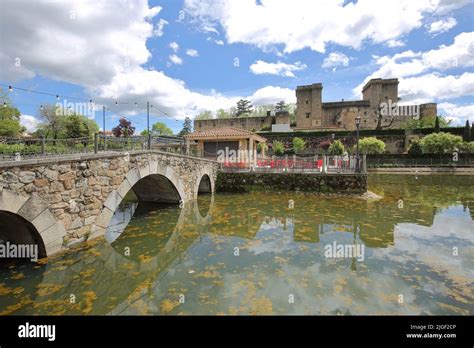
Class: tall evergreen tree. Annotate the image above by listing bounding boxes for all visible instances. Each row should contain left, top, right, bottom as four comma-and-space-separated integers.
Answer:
275, 101, 287, 112
178, 117, 193, 136
464, 120, 471, 142
236, 99, 253, 117
434, 116, 440, 133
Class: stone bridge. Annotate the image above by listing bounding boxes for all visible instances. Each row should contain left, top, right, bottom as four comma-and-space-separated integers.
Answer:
0, 151, 219, 258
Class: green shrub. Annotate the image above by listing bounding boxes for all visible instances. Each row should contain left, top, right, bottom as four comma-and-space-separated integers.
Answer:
273, 140, 285, 156
420, 132, 463, 154
460, 141, 474, 154
408, 140, 423, 156
292, 137, 306, 153
355, 137, 385, 155
327, 140, 344, 155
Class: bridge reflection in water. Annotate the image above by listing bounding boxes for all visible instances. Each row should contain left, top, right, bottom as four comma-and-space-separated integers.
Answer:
0, 174, 473, 315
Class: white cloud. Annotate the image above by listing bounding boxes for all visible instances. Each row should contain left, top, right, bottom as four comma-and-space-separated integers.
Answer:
428, 17, 457, 35
169, 41, 179, 52
168, 54, 183, 65
0, 0, 161, 84
247, 86, 295, 105
386, 39, 405, 48
20, 114, 39, 133
0, 0, 296, 120
186, 49, 199, 57
398, 72, 474, 103
250, 60, 306, 77
438, 102, 474, 124
322, 52, 349, 69
206, 37, 225, 45
353, 32, 474, 99
184, 0, 471, 53
153, 18, 168, 37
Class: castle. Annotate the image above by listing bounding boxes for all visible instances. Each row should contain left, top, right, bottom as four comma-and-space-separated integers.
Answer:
194, 78, 437, 132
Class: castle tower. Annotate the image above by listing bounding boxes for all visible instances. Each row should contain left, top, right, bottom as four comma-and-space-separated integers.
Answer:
362, 78, 399, 108
295, 83, 323, 129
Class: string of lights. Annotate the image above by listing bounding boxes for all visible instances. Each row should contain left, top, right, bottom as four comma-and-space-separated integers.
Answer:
0, 83, 181, 122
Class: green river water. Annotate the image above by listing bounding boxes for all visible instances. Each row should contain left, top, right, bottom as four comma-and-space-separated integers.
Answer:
1, 174, 473, 315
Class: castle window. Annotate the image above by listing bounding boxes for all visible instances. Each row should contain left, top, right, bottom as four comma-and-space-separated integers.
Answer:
199, 123, 202, 128
213, 122, 216, 127
230, 121, 234, 126
261, 119, 264, 123
305, 112, 311, 118
305, 100, 309, 104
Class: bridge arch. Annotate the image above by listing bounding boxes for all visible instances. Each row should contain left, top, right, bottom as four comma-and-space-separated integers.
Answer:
90, 161, 187, 239
194, 170, 215, 199
0, 190, 66, 257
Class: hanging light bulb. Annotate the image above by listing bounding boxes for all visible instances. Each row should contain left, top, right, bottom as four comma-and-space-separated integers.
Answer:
8, 86, 13, 92
115, 101, 118, 106
56, 95, 59, 101
40, 105, 44, 110
3, 102, 7, 107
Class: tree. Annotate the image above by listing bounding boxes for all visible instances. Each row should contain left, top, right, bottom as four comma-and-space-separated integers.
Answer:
64, 114, 98, 138
357, 137, 386, 155
178, 117, 193, 136
420, 132, 463, 154
0, 90, 23, 137
328, 140, 345, 155
408, 140, 423, 156
464, 120, 471, 142
216, 108, 231, 119
275, 101, 287, 112
236, 99, 253, 117
292, 137, 306, 153
195, 111, 213, 120
401, 115, 450, 130
37, 104, 64, 139
273, 140, 285, 156
0, 119, 22, 137
151, 122, 173, 136
112, 118, 135, 137
434, 116, 440, 133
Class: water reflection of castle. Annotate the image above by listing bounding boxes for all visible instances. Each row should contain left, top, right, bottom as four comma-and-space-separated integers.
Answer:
205, 195, 443, 249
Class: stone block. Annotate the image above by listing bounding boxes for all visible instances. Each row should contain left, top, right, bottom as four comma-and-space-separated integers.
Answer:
116, 179, 131, 199
31, 209, 57, 234
19, 171, 36, 183
103, 190, 122, 211
94, 207, 114, 228
18, 195, 48, 222
0, 190, 28, 214
126, 168, 141, 187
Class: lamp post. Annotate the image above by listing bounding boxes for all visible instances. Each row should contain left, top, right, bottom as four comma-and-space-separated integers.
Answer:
147, 101, 151, 150
102, 105, 107, 151
355, 116, 361, 173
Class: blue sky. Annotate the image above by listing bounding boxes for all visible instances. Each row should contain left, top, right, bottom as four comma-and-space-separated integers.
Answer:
0, 0, 473, 134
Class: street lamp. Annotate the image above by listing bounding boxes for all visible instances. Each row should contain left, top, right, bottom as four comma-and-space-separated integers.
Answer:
355, 116, 361, 173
